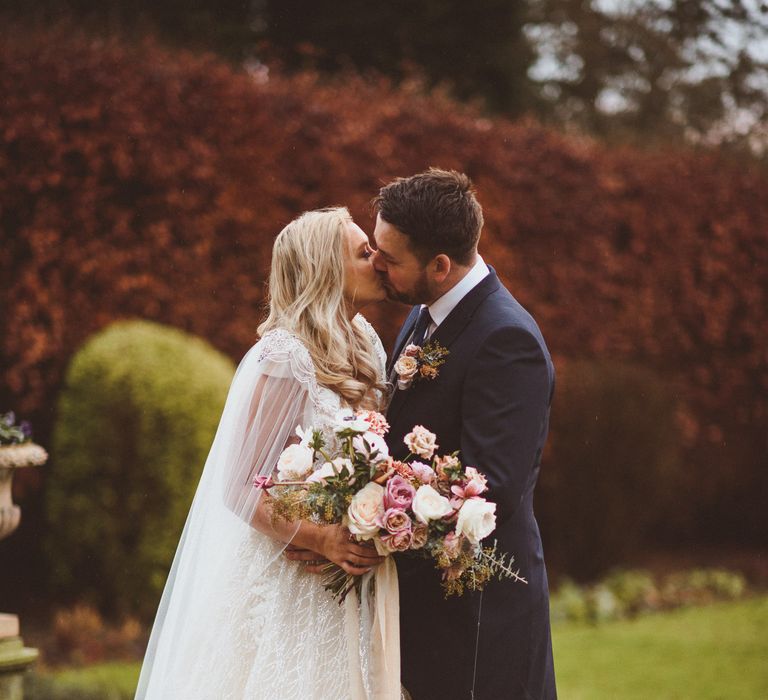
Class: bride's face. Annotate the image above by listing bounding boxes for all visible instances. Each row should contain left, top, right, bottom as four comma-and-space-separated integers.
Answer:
343, 221, 386, 309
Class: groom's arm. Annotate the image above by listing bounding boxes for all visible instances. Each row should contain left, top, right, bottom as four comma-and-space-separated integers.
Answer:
459, 325, 551, 522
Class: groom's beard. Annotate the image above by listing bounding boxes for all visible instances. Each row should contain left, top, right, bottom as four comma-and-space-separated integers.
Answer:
383, 269, 432, 306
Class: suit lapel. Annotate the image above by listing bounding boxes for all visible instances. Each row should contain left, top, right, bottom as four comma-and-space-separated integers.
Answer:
387, 268, 502, 421
387, 305, 420, 375
430, 268, 500, 349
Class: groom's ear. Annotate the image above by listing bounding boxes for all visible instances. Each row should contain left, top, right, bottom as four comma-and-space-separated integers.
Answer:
430, 253, 452, 283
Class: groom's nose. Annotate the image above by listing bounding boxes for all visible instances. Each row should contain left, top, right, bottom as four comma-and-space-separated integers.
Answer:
371, 250, 386, 272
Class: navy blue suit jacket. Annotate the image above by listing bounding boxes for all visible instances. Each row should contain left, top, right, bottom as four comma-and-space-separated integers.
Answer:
386, 268, 557, 700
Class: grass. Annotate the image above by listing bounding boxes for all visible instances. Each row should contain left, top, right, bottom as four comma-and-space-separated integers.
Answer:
26, 598, 768, 699
553, 596, 768, 699
25, 661, 140, 700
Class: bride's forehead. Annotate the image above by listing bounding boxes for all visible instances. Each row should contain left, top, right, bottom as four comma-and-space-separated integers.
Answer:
346, 222, 369, 245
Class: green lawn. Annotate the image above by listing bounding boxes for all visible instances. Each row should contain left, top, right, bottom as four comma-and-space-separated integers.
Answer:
27, 597, 768, 699
553, 597, 768, 699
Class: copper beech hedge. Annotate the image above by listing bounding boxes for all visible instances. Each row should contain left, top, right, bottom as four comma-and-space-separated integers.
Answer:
1, 25, 766, 540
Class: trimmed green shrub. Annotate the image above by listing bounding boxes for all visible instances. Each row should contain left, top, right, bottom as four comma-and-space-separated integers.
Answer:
47, 320, 235, 618
549, 567, 749, 624
538, 360, 682, 578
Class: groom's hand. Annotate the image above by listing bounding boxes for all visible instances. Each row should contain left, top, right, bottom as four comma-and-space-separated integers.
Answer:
283, 543, 328, 574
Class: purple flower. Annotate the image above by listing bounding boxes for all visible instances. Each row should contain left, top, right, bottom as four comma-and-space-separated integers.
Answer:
384, 475, 415, 510
20, 421, 32, 439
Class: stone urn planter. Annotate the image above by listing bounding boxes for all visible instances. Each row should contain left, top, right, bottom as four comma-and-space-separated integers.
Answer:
0, 442, 48, 540
0, 437, 47, 699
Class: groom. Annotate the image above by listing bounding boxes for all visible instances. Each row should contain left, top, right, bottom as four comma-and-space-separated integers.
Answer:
372, 169, 556, 699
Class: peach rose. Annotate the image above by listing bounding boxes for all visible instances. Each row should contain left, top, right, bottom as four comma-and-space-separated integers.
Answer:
346, 482, 385, 539
404, 425, 438, 460
394, 355, 419, 383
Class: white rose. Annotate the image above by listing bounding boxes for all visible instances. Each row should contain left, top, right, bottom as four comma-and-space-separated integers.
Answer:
346, 482, 385, 539
334, 408, 370, 434
412, 484, 453, 524
306, 457, 352, 484
276, 443, 314, 481
352, 431, 390, 464
455, 498, 497, 545
404, 425, 438, 460
394, 355, 419, 381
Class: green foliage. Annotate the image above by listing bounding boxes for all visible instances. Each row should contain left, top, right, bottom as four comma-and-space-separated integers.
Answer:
46, 320, 235, 618
538, 360, 682, 577
25, 662, 139, 700
550, 568, 749, 625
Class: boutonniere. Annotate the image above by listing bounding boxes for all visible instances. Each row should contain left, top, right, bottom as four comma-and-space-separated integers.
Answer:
393, 340, 449, 390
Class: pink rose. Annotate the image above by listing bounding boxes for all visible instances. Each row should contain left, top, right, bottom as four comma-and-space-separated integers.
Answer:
380, 508, 412, 534
410, 461, 435, 485
404, 344, 420, 357
381, 529, 413, 552
384, 475, 416, 510
410, 523, 429, 549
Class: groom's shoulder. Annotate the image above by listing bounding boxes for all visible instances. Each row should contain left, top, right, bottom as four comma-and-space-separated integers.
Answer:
477, 282, 539, 331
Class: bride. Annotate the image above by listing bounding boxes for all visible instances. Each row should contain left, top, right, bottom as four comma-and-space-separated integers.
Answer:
135, 207, 398, 699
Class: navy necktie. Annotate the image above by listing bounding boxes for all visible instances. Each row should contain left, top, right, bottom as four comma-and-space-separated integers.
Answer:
411, 306, 433, 347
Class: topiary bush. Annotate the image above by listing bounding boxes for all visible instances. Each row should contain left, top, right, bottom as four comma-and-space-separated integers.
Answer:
46, 320, 235, 619
538, 359, 683, 578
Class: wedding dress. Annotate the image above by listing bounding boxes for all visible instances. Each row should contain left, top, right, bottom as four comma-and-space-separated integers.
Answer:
135, 316, 391, 700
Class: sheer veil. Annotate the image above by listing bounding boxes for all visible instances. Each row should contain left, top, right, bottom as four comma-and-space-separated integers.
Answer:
135, 330, 320, 698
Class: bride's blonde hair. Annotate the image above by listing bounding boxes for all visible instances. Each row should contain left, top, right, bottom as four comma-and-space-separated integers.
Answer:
258, 207, 385, 410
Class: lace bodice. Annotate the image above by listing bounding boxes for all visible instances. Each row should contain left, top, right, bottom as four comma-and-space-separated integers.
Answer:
256, 315, 388, 451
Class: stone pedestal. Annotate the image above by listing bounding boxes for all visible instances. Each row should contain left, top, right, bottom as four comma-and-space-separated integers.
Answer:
0, 441, 47, 700
0, 615, 38, 700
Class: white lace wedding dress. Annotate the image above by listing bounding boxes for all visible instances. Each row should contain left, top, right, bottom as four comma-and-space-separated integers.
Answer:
135, 316, 389, 700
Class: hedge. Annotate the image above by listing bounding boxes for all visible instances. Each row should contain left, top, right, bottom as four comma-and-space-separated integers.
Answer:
46, 320, 235, 617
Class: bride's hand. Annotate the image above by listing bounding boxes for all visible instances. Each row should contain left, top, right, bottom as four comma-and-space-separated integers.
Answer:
316, 524, 385, 576
283, 543, 329, 573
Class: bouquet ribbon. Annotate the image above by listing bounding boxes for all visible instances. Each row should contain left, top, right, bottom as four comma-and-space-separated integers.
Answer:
344, 556, 401, 699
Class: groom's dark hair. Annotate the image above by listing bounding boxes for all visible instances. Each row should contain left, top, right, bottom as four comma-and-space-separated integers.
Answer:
373, 168, 483, 265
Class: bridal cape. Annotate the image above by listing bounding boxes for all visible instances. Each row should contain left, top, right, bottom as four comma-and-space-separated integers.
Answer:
135, 322, 399, 699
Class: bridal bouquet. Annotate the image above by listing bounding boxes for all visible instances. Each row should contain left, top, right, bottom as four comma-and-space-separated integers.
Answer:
255, 409, 526, 599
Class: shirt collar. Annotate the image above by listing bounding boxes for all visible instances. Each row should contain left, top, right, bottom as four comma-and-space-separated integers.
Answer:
425, 255, 490, 328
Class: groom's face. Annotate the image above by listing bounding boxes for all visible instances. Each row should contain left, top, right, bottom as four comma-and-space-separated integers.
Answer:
371, 214, 433, 305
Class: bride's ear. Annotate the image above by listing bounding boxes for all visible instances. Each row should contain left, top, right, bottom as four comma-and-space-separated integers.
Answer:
431, 254, 452, 283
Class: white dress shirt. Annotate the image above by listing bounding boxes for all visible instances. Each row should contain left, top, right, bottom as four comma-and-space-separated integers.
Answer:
421, 255, 490, 339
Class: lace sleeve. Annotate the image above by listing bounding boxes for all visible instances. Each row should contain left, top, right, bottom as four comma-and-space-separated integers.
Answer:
219, 329, 320, 520
355, 314, 387, 382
